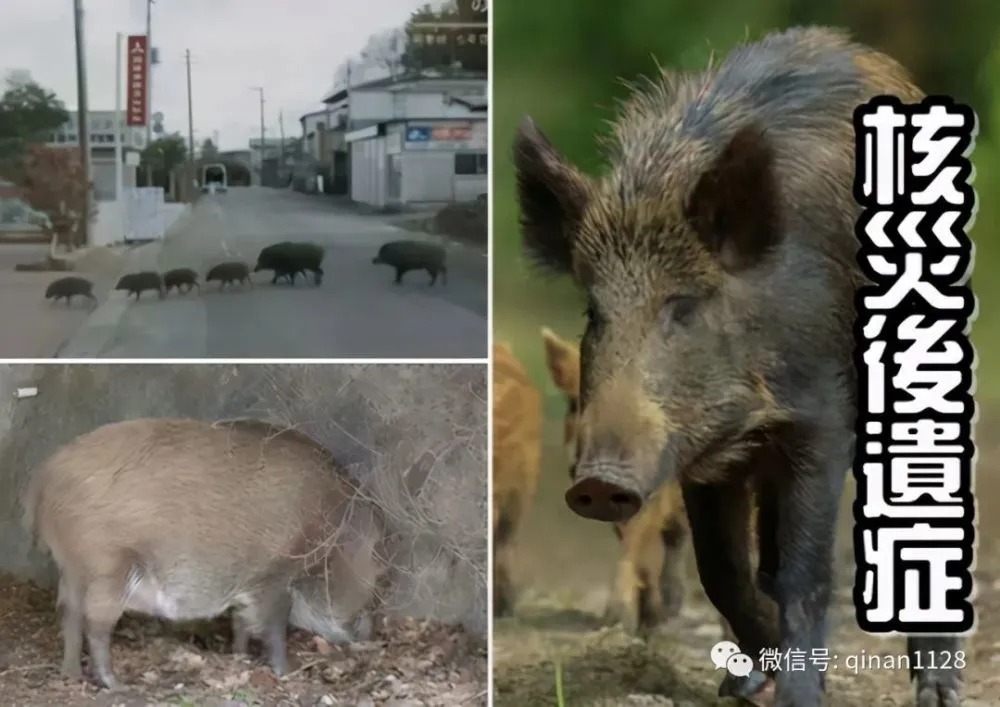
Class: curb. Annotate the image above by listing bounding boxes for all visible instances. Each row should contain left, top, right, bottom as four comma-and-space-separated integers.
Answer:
53, 207, 193, 358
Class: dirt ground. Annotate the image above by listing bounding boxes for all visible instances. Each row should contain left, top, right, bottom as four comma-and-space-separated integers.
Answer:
493, 419, 1000, 706
0, 577, 487, 707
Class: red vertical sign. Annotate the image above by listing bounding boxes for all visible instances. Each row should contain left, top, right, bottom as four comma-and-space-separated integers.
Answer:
126, 35, 148, 127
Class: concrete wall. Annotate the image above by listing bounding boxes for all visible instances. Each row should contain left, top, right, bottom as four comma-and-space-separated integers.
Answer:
350, 135, 389, 208
0, 363, 488, 635
90, 196, 189, 247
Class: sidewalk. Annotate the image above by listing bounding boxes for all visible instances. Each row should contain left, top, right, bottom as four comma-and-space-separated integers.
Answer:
0, 243, 128, 358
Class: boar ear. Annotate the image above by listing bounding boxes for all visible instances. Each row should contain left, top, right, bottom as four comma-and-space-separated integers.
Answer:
541, 327, 580, 394
513, 116, 591, 275
685, 125, 782, 272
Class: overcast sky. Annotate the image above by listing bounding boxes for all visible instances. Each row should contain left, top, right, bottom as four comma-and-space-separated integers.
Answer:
0, 0, 428, 150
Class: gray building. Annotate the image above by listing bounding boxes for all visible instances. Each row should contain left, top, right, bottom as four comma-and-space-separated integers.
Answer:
46, 110, 145, 201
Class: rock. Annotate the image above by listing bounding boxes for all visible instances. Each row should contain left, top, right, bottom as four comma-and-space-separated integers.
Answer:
692, 622, 723, 639
248, 665, 279, 688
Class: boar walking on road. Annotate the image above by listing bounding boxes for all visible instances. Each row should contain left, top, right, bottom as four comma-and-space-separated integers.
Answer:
254, 241, 325, 286
206, 261, 253, 290
542, 328, 689, 637
162, 267, 200, 294
492, 342, 543, 618
114, 271, 164, 300
515, 26, 960, 707
21, 418, 393, 690
44, 276, 97, 306
372, 240, 448, 286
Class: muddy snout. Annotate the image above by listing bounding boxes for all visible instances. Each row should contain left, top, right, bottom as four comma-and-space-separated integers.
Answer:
565, 462, 643, 523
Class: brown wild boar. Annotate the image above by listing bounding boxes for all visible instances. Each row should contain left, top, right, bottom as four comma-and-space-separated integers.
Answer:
492, 341, 543, 617
21, 418, 392, 689
514, 26, 960, 707
542, 327, 688, 637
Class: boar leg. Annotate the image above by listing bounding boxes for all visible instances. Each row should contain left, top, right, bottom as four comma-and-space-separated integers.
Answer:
235, 588, 293, 676
393, 267, 404, 285
604, 553, 643, 634
82, 575, 126, 690
770, 443, 848, 707
57, 575, 85, 679
658, 513, 688, 621
231, 612, 251, 655
428, 268, 438, 286
492, 524, 516, 617
908, 635, 963, 707
681, 479, 779, 702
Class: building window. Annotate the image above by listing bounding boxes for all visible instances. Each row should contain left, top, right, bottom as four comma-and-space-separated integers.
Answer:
454, 152, 487, 176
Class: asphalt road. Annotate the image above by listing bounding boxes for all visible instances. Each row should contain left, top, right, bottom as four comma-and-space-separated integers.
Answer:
58, 188, 488, 358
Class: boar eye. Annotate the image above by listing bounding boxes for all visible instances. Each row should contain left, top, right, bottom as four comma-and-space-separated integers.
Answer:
658, 295, 698, 335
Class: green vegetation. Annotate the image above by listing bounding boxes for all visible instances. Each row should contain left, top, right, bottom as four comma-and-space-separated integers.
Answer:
493, 0, 1000, 407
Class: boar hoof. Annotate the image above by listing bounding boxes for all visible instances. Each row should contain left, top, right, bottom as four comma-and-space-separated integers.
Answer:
60, 661, 82, 680
565, 476, 641, 523
718, 669, 773, 706
96, 674, 122, 692
916, 679, 962, 707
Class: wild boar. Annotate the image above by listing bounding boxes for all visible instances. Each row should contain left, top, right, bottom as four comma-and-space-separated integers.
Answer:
206, 261, 253, 290
492, 342, 543, 617
114, 271, 164, 300
514, 26, 959, 707
44, 276, 97, 306
254, 241, 325, 286
21, 417, 392, 690
163, 267, 200, 294
372, 240, 448, 286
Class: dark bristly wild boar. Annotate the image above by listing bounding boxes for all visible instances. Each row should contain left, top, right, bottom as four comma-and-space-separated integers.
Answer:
372, 240, 448, 286
44, 276, 97, 306
20, 418, 393, 690
541, 327, 690, 637
254, 241, 325, 286
114, 271, 164, 300
491, 342, 543, 617
514, 26, 961, 707
162, 267, 200, 294
206, 260, 253, 290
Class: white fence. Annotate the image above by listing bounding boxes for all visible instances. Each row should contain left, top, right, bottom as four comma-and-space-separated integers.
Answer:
91, 187, 189, 247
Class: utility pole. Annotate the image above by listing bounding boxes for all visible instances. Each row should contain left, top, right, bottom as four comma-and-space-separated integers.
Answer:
144, 0, 154, 187
251, 86, 265, 186
113, 32, 123, 203
73, 0, 91, 247
185, 49, 195, 199
278, 110, 285, 184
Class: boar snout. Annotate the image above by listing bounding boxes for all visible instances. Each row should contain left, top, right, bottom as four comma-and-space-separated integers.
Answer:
565, 465, 643, 522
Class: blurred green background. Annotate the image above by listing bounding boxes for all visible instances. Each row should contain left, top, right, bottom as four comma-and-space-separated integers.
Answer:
493, 0, 1000, 410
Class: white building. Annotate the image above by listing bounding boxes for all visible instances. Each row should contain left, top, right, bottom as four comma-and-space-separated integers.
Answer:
248, 137, 298, 186
47, 110, 145, 201
330, 73, 487, 208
